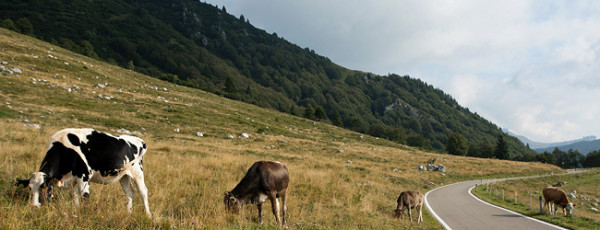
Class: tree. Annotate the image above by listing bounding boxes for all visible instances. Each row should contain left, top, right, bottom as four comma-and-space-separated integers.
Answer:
314, 106, 327, 121
494, 134, 509, 159
583, 150, 600, 168
224, 77, 237, 93
304, 104, 315, 120
80, 40, 99, 59
15, 17, 33, 35
407, 134, 430, 149
0, 19, 16, 31
127, 60, 135, 70
350, 117, 365, 132
332, 111, 343, 127
447, 132, 468, 155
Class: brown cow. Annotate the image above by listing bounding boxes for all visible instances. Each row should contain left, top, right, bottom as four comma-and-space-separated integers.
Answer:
552, 181, 568, 187
224, 161, 289, 227
543, 186, 574, 216
394, 190, 424, 223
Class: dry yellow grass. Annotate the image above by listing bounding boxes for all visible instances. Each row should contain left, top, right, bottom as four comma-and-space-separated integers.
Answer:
0, 28, 562, 229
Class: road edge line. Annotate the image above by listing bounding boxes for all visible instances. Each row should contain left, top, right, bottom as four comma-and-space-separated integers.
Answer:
424, 183, 457, 230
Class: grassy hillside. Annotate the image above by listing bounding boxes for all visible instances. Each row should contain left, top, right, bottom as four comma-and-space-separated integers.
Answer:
472, 169, 600, 229
0, 28, 561, 229
0, 0, 539, 158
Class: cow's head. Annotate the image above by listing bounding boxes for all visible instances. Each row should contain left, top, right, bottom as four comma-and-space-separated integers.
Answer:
28, 172, 54, 207
394, 208, 403, 219
224, 192, 243, 213
565, 202, 575, 216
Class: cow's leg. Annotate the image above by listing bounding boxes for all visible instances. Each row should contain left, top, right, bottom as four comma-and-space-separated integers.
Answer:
281, 191, 288, 228
417, 204, 423, 223
131, 169, 151, 217
257, 203, 263, 224
120, 176, 135, 212
268, 193, 281, 225
408, 201, 413, 222
73, 176, 89, 206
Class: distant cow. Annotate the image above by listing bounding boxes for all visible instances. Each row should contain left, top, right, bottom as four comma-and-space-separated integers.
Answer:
543, 186, 574, 216
17, 128, 151, 216
394, 190, 424, 223
224, 161, 289, 227
552, 181, 568, 187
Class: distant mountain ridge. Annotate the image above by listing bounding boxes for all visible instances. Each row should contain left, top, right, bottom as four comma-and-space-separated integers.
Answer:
503, 128, 599, 155
534, 139, 600, 155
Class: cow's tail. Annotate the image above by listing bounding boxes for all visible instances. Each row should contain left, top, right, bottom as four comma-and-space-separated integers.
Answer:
115, 143, 148, 178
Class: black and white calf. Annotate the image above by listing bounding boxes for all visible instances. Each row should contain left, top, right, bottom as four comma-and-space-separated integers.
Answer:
21, 128, 151, 216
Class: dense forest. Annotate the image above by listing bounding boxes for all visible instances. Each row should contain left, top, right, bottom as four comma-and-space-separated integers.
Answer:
4, 0, 597, 167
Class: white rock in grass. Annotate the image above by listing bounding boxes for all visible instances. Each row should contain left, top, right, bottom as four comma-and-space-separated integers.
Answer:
196, 132, 204, 137
117, 128, 132, 134
24, 124, 41, 129
227, 134, 234, 139
239, 133, 250, 138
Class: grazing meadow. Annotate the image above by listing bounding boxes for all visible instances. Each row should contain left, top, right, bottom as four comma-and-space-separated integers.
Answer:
0, 28, 561, 229
472, 169, 600, 230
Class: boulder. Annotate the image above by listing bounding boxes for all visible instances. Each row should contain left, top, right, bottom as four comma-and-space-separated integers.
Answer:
437, 164, 446, 172
426, 164, 438, 171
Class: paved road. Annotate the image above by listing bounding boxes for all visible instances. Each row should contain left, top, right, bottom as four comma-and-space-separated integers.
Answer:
425, 177, 567, 230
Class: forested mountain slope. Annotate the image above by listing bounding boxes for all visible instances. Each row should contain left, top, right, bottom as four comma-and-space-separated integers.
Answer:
0, 0, 537, 158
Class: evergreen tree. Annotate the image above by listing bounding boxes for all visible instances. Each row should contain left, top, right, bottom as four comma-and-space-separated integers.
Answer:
304, 104, 315, 120
314, 106, 327, 120
447, 132, 468, 155
127, 60, 135, 70
332, 111, 343, 127
583, 150, 600, 168
494, 134, 509, 159
224, 77, 237, 93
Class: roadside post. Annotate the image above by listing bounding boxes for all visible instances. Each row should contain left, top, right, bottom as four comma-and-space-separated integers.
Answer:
539, 196, 544, 214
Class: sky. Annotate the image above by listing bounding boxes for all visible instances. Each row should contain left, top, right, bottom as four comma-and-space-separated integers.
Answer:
204, 0, 600, 143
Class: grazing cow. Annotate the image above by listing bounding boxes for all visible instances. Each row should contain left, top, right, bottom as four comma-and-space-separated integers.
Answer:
552, 181, 568, 187
17, 128, 151, 216
394, 190, 424, 223
543, 186, 574, 216
224, 161, 289, 227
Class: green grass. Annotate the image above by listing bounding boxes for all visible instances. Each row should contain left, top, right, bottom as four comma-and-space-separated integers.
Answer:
472, 169, 600, 230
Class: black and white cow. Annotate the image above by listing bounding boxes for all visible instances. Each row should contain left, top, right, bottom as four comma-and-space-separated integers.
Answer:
20, 128, 151, 216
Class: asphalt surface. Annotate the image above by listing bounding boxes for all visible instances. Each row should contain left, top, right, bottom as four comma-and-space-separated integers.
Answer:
425, 178, 568, 230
